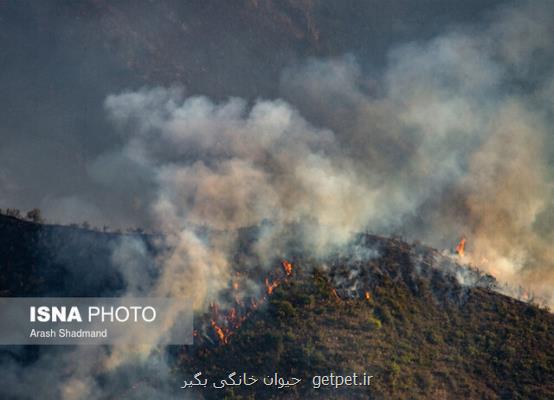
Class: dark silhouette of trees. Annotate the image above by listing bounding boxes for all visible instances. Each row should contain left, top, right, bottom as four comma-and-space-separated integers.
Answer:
5, 208, 21, 218
26, 208, 43, 223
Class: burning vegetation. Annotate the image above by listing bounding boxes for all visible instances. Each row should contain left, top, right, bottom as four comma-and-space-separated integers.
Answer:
207, 260, 295, 344
195, 234, 509, 348
282, 260, 293, 276
455, 237, 466, 257
178, 234, 554, 400
0, 214, 551, 399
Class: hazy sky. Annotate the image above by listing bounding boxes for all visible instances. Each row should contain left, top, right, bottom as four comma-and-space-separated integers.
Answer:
0, 0, 507, 227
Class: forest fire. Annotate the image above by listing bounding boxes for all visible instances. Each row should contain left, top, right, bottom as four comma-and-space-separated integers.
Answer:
209, 302, 247, 344
265, 277, 279, 295
282, 260, 293, 276
265, 260, 294, 295
455, 237, 466, 257
210, 260, 295, 344
211, 320, 228, 344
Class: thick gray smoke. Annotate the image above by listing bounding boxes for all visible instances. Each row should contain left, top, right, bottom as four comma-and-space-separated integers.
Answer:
2, 1, 554, 399
93, 1, 554, 308
283, 1, 554, 306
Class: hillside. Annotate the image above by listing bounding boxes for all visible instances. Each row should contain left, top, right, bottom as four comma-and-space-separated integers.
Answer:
0, 214, 142, 297
177, 236, 554, 400
0, 215, 551, 399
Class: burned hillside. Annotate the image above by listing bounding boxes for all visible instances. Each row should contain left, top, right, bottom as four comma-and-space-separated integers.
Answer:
180, 239, 553, 400
0, 215, 551, 399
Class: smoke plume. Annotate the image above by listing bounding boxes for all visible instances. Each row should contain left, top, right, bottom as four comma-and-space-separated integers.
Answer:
2, 1, 554, 399
93, 1, 554, 308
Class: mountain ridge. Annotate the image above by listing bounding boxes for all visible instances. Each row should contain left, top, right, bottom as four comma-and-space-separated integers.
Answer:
0, 213, 551, 399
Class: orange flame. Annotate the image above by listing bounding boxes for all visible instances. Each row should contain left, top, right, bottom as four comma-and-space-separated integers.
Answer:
208, 260, 296, 346
364, 291, 371, 302
455, 237, 466, 257
282, 260, 293, 276
211, 320, 228, 344
265, 277, 279, 295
